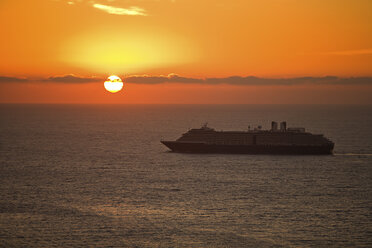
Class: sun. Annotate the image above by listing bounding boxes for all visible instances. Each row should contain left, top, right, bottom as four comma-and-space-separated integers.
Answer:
104, 75, 123, 93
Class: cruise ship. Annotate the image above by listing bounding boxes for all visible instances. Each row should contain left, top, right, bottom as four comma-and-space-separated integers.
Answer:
161, 122, 334, 154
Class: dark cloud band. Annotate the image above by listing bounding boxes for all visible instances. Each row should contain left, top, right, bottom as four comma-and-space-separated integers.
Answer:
0, 75, 103, 83
125, 74, 372, 86
1, 74, 371, 86
46, 75, 103, 83
0, 76, 28, 82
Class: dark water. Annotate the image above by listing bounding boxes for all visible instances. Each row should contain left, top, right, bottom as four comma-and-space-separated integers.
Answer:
0, 104, 371, 247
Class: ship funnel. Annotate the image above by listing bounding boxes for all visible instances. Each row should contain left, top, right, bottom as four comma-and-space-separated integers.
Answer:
271, 121, 278, 131
280, 121, 287, 131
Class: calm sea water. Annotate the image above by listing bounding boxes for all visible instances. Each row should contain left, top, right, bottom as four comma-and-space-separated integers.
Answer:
0, 104, 371, 247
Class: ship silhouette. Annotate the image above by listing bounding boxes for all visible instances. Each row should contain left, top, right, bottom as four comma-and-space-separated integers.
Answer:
161, 121, 334, 154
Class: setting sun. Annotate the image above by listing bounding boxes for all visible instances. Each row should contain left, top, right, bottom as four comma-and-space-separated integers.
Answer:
104, 75, 123, 93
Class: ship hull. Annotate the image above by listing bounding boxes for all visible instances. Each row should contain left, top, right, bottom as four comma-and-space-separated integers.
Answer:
161, 141, 334, 155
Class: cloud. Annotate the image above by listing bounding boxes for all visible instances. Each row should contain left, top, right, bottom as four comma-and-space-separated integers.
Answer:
1, 74, 372, 86
125, 73, 203, 84
46, 74, 104, 83
125, 74, 372, 86
0, 75, 103, 83
60, 0, 82, 5
92, 4, 147, 16
0, 76, 28, 82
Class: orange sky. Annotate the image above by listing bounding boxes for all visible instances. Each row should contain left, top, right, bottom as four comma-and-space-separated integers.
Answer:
0, 0, 371, 103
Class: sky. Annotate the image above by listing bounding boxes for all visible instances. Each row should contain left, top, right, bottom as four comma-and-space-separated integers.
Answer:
0, 0, 371, 104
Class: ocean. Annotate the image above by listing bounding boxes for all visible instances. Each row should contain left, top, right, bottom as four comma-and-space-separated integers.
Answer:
0, 104, 371, 247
